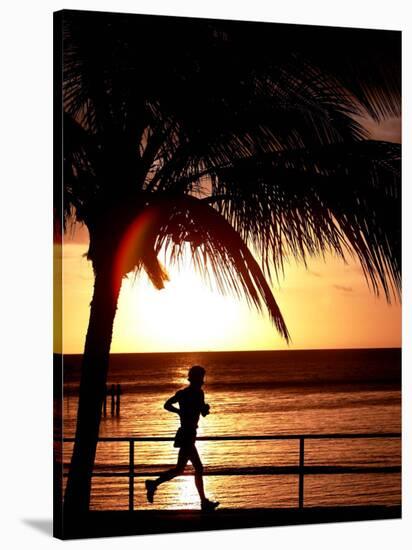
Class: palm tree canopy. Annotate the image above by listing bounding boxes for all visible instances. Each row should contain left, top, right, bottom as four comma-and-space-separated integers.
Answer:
60, 10, 401, 341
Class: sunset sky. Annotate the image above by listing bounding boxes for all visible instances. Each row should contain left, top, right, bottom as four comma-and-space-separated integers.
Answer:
58, 227, 401, 354
57, 117, 401, 354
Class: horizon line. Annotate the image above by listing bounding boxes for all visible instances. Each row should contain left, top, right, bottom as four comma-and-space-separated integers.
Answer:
59, 345, 402, 356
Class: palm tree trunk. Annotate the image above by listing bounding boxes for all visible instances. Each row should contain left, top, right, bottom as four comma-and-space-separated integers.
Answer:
64, 263, 122, 515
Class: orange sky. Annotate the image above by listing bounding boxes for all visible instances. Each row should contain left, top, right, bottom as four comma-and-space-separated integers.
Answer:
56, 228, 401, 354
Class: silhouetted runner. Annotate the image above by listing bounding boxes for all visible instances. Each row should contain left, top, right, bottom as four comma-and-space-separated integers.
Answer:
145, 365, 219, 511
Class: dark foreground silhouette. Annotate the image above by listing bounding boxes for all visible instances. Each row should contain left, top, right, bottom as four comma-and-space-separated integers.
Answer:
145, 366, 219, 512
58, 505, 401, 539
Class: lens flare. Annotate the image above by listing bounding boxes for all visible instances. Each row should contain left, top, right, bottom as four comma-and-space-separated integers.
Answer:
112, 208, 160, 294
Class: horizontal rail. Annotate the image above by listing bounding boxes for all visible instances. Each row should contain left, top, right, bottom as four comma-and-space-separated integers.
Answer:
62, 432, 401, 443
61, 433, 400, 511
63, 466, 401, 477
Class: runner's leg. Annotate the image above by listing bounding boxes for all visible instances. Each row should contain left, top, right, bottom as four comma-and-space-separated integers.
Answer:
154, 446, 190, 487
190, 445, 206, 501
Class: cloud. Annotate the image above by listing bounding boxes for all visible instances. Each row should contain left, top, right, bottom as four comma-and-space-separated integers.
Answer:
333, 284, 353, 292
307, 269, 322, 278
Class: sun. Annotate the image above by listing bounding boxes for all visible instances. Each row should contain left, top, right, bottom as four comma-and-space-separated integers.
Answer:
113, 253, 243, 352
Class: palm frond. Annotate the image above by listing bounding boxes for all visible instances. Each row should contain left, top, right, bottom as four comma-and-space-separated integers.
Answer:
154, 197, 290, 341
203, 140, 401, 300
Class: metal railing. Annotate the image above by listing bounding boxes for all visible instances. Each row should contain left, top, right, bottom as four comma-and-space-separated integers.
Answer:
63, 433, 401, 511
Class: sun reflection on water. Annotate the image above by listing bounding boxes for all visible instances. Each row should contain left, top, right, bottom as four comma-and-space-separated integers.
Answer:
175, 476, 200, 508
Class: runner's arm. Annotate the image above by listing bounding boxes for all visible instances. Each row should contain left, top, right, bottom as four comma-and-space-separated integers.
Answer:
164, 392, 181, 415
200, 390, 210, 416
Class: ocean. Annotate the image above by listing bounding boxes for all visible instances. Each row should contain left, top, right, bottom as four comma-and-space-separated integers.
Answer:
61, 348, 401, 511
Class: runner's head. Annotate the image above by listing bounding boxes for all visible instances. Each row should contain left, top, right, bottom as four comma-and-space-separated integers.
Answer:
188, 365, 205, 387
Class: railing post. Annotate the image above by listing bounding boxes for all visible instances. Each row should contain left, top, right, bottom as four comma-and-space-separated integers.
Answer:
129, 439, 134, 511
299, 437, 305, 509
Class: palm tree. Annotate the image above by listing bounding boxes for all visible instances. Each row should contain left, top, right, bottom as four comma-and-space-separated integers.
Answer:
57, 10, 401, 514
